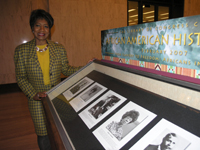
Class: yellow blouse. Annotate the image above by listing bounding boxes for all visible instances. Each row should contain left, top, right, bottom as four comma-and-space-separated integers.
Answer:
36, 45, 50, 85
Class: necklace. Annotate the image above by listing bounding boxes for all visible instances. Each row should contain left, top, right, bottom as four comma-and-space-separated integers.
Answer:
36, 44, 48, 52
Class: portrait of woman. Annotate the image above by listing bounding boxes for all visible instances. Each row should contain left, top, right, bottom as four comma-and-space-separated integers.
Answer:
106, 110, 139, 141
14, 9, 82, 149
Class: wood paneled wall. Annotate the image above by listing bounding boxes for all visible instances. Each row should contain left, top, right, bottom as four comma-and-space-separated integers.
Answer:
0, 0, 48, 84
1, 0, 200, 84
49, 0, 127, 66
0, 0, 127, 84
184, 0, 200, 17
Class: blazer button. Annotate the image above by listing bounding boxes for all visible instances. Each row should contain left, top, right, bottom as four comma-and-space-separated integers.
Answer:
51, 85, 54, 88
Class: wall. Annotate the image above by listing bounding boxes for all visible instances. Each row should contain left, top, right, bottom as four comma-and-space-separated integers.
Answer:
0, 0, 127, 84
49, 0, 127, 67
0, 0, 48, 84
184, 0, 200, 16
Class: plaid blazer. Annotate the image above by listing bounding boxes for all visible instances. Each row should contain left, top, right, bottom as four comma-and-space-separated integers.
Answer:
14, 39, 81, 135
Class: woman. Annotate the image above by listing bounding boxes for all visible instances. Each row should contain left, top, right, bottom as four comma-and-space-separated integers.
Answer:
14, 9, 82, 149
106, 110, 139, 141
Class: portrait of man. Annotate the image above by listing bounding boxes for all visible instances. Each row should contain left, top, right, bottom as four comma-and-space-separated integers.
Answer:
144, 133, 178, 150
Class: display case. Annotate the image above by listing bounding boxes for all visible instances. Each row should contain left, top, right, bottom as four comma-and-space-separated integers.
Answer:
42, 60, 200, 150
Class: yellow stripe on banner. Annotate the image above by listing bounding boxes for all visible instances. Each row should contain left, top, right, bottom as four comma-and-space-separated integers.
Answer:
176, 67, 181, 75
161, 64, 167, 72
191, 69, 195, 78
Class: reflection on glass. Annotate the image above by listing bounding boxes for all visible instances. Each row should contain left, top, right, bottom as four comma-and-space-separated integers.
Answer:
158, 6, 169, 21
143, 4, 155, 23
128, 1, 138, 26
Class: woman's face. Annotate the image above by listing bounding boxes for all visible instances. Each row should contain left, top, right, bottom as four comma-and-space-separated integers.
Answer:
121, 116, 132, 125
33, 18, 50, 45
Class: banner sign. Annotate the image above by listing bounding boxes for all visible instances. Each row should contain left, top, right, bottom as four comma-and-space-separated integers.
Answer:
101, 15, 200, 72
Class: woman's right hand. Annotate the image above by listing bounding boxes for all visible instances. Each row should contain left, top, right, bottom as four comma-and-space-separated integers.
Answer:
33, 92, 47, 100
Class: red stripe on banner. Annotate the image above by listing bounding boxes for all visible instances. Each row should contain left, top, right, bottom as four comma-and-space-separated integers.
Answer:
113, 57, 119, 62
148, 62, 155, 69
104, 56, 110, 60
182, 68, 193, 77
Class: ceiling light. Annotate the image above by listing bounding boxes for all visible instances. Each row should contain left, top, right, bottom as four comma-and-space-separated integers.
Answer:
146, 16, 154, 18
143, 11, 154, 15
130, 14, 138, 18
160, 13, 169, 16
148, 19, 154, 21
128, 9, 136, 12
161, 17, 169, 19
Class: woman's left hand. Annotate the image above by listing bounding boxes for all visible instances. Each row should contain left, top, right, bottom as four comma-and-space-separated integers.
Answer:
33, 91, 47, 101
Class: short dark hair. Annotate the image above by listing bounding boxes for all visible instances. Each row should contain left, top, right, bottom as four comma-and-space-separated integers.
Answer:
163, 133, 177, 141
121, 110, 139, 124
29, 9, 54, 30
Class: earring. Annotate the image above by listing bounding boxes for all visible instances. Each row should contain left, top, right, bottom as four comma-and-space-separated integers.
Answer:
32, 31, 34, 33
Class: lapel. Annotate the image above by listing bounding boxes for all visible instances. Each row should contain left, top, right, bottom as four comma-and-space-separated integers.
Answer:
48, 40, 57, 73
29, 39, 41, 70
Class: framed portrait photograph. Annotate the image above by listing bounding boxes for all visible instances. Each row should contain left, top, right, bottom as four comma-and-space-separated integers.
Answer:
93, 101, 156, 150
79, 90, 127, 129
69, 82, 107, 112
129, 118, 200, 150
63, 77, 94, 100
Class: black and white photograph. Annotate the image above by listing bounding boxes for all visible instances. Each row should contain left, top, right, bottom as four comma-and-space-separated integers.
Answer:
79, 90, 127, 129
63, 77, 94, 100
129, 119, 200, 150
93, 101, 156, 150
106, 109, 140, 141
88, 94, 121, 119
144, 130, 189, 150
80, 84, 103, 102
69, 83, 107, 112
